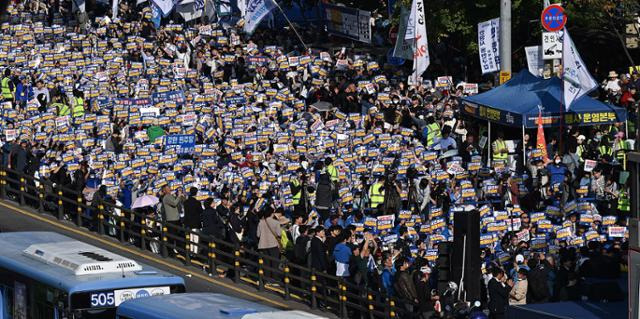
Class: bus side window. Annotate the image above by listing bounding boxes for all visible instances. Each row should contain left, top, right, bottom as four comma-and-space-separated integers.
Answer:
0, 284, 15, 319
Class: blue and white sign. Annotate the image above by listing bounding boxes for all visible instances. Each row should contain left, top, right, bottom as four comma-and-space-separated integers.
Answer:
165, 134, 196, 154
386, 49, 405, 66
243, 0, 277, 34
151, 90, 185, 106
113, 286, 170, 306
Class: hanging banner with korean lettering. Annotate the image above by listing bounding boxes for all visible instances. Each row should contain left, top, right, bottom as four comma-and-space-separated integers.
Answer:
324, 4, 371, 44
525, 45, 544, 76
165, 134, 196, 154
393, 7, 413, 60
477, 18, 500, 74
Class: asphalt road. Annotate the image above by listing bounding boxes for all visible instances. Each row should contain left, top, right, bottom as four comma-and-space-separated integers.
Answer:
0, 198, 335, 317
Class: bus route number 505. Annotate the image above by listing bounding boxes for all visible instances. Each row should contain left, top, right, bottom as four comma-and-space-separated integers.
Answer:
90, 292, 115, 307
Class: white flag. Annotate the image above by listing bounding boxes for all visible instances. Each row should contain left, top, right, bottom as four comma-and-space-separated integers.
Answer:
237, 0, 247, 18
562, 28, 597, 111
152, 0, 175, 16
112, 0, 119, 19
392, 8, 413, 60
72, 0, 86, 13
243, 0, 276, 34
404, 0, 429, 83
176, 0, 203, 22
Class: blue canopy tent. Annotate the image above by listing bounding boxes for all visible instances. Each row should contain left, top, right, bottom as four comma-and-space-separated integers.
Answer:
460, 70, 627, 129
460, 70, 627, 163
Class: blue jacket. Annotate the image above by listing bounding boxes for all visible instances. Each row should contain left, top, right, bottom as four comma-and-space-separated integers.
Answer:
381, 268, 395, 296
15, 83, 33, 103
119, 186, 133, 209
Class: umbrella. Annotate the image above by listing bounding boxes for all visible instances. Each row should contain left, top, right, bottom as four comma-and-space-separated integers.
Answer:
310, 101, 334, 112
131, 195, 160, 209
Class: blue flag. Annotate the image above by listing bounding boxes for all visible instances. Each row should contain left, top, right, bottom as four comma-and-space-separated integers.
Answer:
151, 4, 162, 28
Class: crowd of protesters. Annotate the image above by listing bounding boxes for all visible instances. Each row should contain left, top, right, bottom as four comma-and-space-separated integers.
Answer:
0, 0, 633, 318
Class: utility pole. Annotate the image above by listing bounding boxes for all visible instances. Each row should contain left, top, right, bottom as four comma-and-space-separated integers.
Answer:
499, 0, 512, 83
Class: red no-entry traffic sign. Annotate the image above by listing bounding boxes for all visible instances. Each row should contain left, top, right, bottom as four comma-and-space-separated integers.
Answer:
541, 4, 567, 32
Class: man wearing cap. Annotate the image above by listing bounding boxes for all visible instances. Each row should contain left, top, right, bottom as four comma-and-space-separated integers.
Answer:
415, 264, 437, 319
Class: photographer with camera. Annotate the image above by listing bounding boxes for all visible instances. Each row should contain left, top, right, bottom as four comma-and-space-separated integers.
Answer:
383, 170, 402, 214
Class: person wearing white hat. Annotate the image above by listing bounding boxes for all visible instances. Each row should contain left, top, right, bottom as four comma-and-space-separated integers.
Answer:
604, 70, 621, 95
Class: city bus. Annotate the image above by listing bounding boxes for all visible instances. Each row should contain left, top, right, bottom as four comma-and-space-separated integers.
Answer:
116, 293, 328, 319
0, 232, 185, 319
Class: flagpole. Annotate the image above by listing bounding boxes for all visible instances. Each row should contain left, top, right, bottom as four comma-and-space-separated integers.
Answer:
559, 28, 564, 156
522, 124, 526, 169
272, 1, 308, 51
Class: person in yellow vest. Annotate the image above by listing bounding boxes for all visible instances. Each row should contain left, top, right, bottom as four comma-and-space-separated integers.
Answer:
291, 168, 304, 206
424, 115, 441, 147
617, 185, 630, 217
1, 68, 15, 103
52, 95, 70, 116
612, 131, 629, 163
492, 132, 509, 164
597, 135, 613, 162
325, 157, 338, 183
71, 89, 85, 118
369, 175, 385, 212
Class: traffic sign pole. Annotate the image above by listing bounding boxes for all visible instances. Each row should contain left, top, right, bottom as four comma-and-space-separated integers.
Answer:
500, 0, 511, 78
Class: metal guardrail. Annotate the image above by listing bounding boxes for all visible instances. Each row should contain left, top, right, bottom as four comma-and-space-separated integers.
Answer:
0, 166, 414, 319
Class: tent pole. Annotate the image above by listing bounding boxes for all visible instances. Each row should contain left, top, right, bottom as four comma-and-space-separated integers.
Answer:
626, 119, 629, 141
522, 124, 526, 169
488, 121, 491, 165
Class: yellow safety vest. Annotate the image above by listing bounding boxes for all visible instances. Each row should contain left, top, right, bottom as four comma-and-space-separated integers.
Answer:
327, 164, 338, 183
615, 140, 627, 161
292, 179, 301, 205
493, 139, 508, 161
598, 145, 612, 157
72, 97, 84, 117
1, 77, 13, 100
54, 102, 70, 116
369, 182, 385, 209
426, 123, 440, 146
576, 145, 585, 161
618, 188, 630, 212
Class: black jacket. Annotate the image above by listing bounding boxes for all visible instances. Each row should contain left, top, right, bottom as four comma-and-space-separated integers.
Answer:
488, 278, 511, 314
309, 236, 327, 271
201, 207, 225, 239
183, 196, 203, 229
394, 270, 418, 301
293, 235, 311, 265
527, 263, 551, 303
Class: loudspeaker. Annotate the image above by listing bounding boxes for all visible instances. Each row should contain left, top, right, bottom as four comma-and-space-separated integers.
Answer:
436, 242, 453, 294
452, 210, 481, 302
